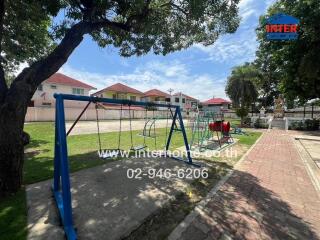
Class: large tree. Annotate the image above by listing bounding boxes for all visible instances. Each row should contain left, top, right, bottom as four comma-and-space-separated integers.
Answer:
0, 0, 240, 195
254, 50, 280, 107
256, 0, 320, 104
225, 63, 258, 125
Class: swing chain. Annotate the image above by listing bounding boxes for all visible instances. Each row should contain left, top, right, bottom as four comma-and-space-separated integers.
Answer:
95, 103, 102, 153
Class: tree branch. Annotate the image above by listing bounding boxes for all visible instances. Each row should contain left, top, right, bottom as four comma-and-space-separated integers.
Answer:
0, 0, 7, 103
159, 1, 188, 16
14, 21, 93, 87
9, 18, 131, 105
7, 4, 151, 107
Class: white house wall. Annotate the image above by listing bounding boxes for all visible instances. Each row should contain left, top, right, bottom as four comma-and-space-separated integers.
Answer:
32, 82, 92, 108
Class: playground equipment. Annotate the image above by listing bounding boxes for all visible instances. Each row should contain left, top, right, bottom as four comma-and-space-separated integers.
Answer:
52, 93, 196, 240
94, 102, 124, 158
231, 125, 248, 135
128, 105, 148, 151
139, 118, 157, 138
208, 120, 233, 148
138, 106, 158, 139
190, 111, 233, 151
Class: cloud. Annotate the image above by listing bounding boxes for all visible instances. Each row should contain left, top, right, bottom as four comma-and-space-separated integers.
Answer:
59, 61, 228, 101
239, 0, 260, 22
194, 28, 257, 64
58, 0, 279, 103
193, 0, 276, 65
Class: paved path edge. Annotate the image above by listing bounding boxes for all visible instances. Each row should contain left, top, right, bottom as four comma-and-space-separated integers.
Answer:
168, 132, 265, 240
294, 137, 320, 194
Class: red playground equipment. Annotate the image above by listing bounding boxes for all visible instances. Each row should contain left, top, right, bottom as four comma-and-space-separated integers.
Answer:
208, 120, 233, 148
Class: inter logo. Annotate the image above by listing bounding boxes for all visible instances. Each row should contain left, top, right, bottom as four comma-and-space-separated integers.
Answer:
265, 13, 299, 40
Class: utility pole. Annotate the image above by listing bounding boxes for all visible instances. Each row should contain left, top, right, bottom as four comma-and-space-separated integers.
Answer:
167, 88, 174, 96
167, 88, 174, 105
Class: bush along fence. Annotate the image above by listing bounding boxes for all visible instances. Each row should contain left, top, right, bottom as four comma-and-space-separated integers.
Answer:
288, 119, 320, 131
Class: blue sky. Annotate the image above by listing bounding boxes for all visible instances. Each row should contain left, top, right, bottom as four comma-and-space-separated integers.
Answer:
59, 0, 275, 101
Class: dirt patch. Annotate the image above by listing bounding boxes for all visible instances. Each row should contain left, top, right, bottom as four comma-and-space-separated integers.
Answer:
66, 119, 191, 136
122, 160, 230, 240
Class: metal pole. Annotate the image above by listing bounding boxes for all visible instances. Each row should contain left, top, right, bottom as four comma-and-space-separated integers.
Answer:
54, 95, 77, 240
66, 101, 91, 136
166, 108, 178, 152
177, 107, 193, 164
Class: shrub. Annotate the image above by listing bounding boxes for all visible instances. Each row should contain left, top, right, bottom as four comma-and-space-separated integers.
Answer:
235, 107, 249, 126
254, 118, 268, 129
289, 119, 320, 131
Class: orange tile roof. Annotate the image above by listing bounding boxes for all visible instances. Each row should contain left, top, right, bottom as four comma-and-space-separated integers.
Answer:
94, 83, 143, 95
45, 73, 95, 89
143, 89, 170, 97
202, 98, 231, 105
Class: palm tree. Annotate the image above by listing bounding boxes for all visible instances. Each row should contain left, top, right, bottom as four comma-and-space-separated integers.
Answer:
225, 63, 259, 126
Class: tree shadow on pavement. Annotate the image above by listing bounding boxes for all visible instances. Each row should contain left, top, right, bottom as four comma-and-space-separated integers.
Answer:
189, 169, 320, 240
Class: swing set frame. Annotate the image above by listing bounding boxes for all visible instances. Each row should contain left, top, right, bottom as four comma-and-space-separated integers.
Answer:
53, 93, 194, 240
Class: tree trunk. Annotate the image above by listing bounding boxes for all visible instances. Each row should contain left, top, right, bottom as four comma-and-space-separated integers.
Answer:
240, 116, 244, 127
0, 102, 27, 197
0, 19, 128, 196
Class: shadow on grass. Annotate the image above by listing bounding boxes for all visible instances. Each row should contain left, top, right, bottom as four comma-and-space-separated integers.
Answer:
24, 151, 116, 184
0, 190, 27, 240
25, 139, 50, 149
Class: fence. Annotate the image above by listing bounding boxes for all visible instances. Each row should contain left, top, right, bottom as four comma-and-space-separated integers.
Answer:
25, 106, 320, 122
25, 106, 195, 122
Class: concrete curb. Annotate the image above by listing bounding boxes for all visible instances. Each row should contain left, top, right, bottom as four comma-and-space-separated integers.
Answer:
293, 137, 320, 195
168, 132, 265, 240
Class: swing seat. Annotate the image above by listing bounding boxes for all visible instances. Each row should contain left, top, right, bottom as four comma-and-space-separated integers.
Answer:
131, 145, 147, 151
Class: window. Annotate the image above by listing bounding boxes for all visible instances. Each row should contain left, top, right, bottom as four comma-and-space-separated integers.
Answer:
37, 84, 43, 91
100, 94, 103, 98
182, 98, 185, 103
130, 96, 136, 101
72, 88, 84, 95
50, 85, 57, 89
175, 98, 179, 103
165, 98, 170, 102
155, 97, 160, 101
112, 94, 117, 99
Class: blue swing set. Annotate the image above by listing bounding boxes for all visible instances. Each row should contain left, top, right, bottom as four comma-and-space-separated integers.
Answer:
52, 93, 196, 240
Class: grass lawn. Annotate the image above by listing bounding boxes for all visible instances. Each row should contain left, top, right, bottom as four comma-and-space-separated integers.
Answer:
0, 190, 27, 240
225, 117, 241, 126
0, 121, 262, 240
23, 122, 196, 184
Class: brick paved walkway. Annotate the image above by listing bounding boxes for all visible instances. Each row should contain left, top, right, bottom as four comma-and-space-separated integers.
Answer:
169, 130, 320, 240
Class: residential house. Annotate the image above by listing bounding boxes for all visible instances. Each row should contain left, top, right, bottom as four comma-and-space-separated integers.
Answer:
93, 83, 143, 101
31, 73, 96, 108
171, 92, 199, 112
142, 89, 171, 110
202, 97, 231, 113
92, 83, 145, 110
92, 83, 200, 111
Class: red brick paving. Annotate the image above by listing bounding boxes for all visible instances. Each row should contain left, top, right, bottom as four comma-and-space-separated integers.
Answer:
171, 130, 320, 240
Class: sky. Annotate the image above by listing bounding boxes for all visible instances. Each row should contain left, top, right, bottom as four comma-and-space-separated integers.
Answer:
59, 0, 276, 101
